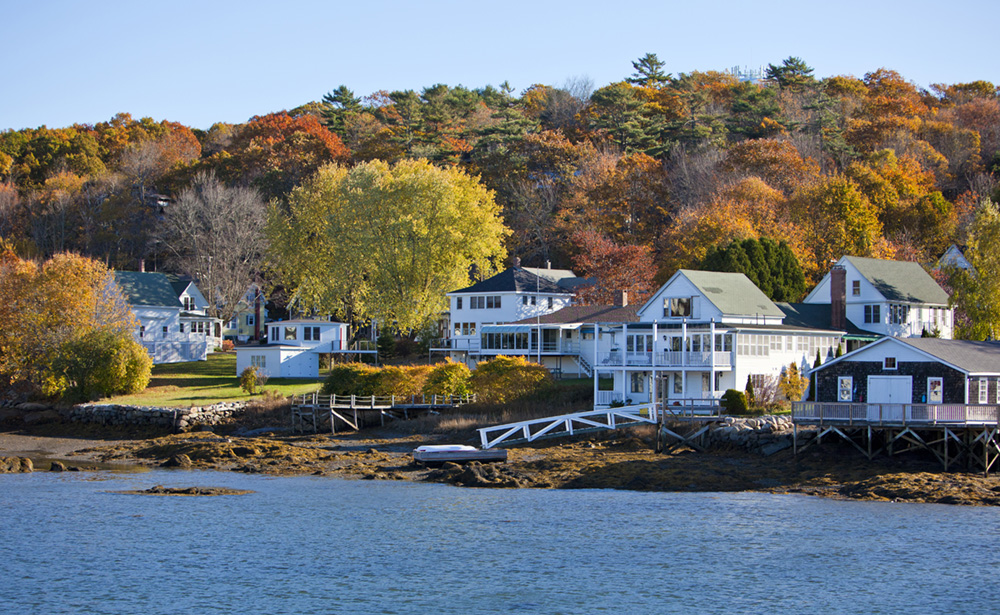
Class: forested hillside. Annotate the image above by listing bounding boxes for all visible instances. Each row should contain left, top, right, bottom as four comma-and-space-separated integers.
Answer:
2, 55, 997, 311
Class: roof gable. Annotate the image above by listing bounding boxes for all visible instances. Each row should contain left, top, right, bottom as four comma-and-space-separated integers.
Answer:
639, 270, 783, 319
115, 271, 183, 308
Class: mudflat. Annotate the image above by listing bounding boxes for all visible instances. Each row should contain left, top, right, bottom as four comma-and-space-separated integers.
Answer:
4, 422, 1000, 507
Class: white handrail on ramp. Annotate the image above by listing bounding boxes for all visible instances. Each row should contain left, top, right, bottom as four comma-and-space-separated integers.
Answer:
478, 403, 659, 449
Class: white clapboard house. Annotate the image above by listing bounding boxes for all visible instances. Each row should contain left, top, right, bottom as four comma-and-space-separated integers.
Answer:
115, 271, 214, 364
803, 256, 953, 340
435, 264, 586, 365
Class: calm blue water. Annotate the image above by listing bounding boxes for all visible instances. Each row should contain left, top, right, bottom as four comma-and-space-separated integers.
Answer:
2, 470, 999, 615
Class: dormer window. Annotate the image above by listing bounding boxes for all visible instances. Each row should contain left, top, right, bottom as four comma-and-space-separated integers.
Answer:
852, 280, 860, 296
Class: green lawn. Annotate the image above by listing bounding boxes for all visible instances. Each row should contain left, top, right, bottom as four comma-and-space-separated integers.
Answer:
106, 353, 323, 407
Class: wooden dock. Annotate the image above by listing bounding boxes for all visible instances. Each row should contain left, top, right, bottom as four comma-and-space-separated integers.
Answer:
792, 402, 1000, 474
291, 393, 476, 433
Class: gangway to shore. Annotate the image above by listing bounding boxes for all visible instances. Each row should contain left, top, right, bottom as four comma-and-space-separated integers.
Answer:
477, 399, 726, 450
478, 403, 661, 449
291, 393, 476, 434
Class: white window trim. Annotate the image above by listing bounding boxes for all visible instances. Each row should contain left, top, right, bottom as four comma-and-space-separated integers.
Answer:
838, 376, 853, 402
884, 357, 897, 370
927, 377, 943, 404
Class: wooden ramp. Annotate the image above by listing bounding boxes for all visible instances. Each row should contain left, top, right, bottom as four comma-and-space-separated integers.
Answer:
477, 403, 660, 449
291, 393, 476, 433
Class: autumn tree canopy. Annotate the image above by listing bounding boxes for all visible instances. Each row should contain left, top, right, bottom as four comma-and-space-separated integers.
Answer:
268, 159, 509, 331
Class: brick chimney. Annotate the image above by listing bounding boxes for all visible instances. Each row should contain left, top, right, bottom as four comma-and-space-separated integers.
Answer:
615, 290, 629, 307
830, 265, 846, 330
513, 256, 521, 269
139, 259, 145, 273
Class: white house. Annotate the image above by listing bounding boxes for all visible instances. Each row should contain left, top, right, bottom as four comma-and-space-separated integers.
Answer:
435, 265, 581, 364
235, 319, 350, 378
804, 256, 953, 339
167, 274, 223, 350
582, 270, 846, 406
468, 270, 847, 405
115, 271, 210, 364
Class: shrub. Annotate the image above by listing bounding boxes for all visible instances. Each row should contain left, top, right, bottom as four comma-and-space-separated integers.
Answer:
395, 337, 416, 358
377, 330, 396, 359
744, 375, 756, 407
240, 366, 267, 395
221, 340, 235, 352
778, 363, 807, 402
422, 359, 472, 397
321, 363, 372, 395
470, 356, 552, 404
49, 328, 153, 401
721, 389, 748, 414
360, 365, 432, 397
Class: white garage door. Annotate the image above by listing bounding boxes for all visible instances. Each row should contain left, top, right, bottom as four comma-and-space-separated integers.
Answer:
868, 376, 912, 421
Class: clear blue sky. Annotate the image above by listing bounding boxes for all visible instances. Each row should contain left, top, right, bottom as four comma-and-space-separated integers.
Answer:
3, 0, 998, 131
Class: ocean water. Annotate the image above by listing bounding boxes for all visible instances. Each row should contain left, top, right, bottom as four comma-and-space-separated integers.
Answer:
1, 470, 998, 615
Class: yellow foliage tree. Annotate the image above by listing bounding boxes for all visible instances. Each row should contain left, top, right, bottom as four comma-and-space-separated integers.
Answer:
268, 159, 508, 332
0, 250, 149, 400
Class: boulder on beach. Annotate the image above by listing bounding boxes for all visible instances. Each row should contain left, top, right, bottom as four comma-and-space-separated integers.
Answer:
0, 457, 34, 473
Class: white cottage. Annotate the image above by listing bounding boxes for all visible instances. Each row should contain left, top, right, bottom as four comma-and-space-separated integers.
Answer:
235, 320, 350, 378
114, 271, 210, 364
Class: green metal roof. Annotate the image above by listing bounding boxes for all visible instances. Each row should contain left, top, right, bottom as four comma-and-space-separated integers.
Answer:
844, 256, 949, 304
115, 271, 182, 307
680, 270, 785, 317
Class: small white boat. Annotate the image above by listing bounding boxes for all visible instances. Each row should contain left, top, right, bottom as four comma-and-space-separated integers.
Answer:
412, 444, 507, 464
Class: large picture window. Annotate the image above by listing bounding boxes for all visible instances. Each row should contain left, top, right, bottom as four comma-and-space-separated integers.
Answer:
663, 297, 691, 318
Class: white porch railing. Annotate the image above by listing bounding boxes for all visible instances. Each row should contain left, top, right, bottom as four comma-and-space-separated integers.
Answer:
431, 338, 481, 352
478, 403, 659, 449
595, 351, 733, 368
595, 390, 625, 406
793, 402, 1000, 426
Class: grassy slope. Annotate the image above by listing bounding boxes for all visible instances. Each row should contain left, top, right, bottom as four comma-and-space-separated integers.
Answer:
106, 353, 322, 407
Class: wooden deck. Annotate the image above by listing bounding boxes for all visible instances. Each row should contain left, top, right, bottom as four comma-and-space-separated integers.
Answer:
792, 402, 1000, 474
291, 393, 476, 433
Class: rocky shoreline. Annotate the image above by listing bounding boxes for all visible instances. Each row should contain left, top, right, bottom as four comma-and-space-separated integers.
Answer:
3, 411, 1000, 506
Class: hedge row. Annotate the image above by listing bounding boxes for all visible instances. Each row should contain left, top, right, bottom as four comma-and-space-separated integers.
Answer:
320, 356, 551, 403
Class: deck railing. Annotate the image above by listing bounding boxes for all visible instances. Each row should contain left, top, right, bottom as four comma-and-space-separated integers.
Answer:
792, 402, 1000, 426
595, 351, 732, 368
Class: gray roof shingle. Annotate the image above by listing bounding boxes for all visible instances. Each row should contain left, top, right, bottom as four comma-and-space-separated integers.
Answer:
680, 270, 785, 317
115, 271, 182, 307
452, 268, 573, 295
898, 338, 1000, 374
845, 256, 949, 304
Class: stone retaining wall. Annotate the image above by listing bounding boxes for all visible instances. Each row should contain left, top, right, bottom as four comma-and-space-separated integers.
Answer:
663, 414, 815, 456
63, 402, 247, 431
